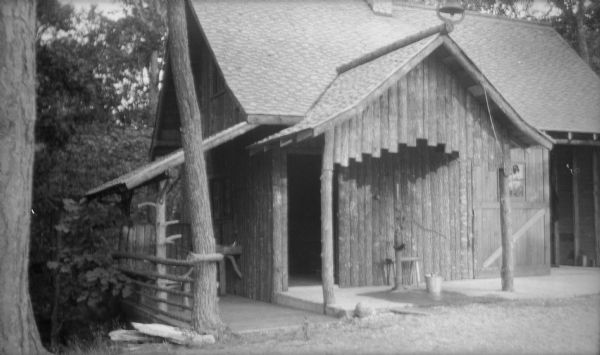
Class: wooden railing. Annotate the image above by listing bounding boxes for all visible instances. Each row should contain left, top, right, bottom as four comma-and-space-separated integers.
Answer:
112, 245, 242, 326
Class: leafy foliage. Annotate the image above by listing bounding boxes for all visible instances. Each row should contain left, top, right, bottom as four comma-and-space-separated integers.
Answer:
48, 199, 132, 320
31, 0, 166, 346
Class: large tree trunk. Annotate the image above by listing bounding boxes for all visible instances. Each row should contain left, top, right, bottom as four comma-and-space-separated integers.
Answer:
148, 50, 160, 125
575, 0, 590, 64
166, 0, 223, 331
0, 1, 50, 354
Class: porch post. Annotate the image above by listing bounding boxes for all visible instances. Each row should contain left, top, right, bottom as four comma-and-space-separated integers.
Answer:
272, 146, 288, 299
321, 130, 336, 312
572, 149, 581, 265
155, 181, 168, 311
593, 148, 600, 267
499, 167, 514, 291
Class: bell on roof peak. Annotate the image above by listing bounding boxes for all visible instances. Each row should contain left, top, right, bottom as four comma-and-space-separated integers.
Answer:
437, 0, 465, 25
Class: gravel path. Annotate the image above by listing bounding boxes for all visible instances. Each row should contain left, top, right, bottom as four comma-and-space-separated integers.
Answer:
179, 294, 600, 355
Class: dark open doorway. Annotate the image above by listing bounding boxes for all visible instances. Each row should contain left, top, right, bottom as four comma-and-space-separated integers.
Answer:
287, 154, 322, 285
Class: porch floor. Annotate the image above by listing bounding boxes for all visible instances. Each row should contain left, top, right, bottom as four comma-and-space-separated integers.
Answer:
275, 266, 600, 315
220, 295, 333, 334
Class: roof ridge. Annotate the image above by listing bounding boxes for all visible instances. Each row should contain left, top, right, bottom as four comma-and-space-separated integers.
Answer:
336, 23, 448, 74
394, 1, 553, 28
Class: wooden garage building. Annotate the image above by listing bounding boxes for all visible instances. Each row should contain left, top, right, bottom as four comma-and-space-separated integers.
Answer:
88, 0, 600, 305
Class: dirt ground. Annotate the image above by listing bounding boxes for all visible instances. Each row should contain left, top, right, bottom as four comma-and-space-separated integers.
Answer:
124, 294, 600, 355
204, 295, 598, 355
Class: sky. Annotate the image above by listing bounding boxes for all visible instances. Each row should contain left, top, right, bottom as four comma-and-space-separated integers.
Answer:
61, 0, 557, 20
61, 0, 125, 19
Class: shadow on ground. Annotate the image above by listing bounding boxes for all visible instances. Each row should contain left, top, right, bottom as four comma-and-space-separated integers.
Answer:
357, 288, 506, 308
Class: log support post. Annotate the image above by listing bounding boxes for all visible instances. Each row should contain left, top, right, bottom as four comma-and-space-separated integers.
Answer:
499, 168, 514, 291
551, 158, 560, 267
272, 146, 288, 299
572, 149, 581, 265
593, 149, 600, 267
156, 181, 171, 311
321, 130, 336, 311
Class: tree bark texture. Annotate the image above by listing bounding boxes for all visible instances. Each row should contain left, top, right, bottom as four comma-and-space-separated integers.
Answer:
499, 168, 514, 291
575, 0, 590, 64
321, 130, 336, 311
166, 0, 222, 331
148, 50, 160, 124
0, 1, 50, 354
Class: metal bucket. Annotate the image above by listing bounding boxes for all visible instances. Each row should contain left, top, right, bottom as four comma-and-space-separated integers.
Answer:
425, 274, 442, 295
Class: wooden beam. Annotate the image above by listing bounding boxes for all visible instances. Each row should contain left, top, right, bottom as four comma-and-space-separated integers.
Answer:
247, 114, 303, 126
572, 149, 580, 264
127, 279, 193, 298
594, 149, 600, 267
336, 23, 448, 74
86, 122, 256, 199
321, 130, 336, 311
551, 158, 560, 266
117, 266, 192, 283
499, 168, 514, 291
554, 139, 600, 147
272, 146, 288, 297
112, 252, 222, 266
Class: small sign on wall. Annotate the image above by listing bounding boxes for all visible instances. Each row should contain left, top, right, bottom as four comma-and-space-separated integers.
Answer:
508, 163, 525, 199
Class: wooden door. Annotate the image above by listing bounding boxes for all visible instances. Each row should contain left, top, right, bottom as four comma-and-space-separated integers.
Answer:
472, 147, 550, 278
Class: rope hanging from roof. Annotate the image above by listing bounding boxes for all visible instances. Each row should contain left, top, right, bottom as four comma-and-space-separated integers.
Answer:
482, 82, 508, 171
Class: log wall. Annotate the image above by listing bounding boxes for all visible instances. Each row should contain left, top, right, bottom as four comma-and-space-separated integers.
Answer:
334, 54, 550, 287
337, 147, 472, 286
205, 130, 282, 302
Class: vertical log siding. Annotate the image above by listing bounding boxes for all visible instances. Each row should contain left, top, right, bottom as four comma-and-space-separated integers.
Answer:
335, 56, 550, 287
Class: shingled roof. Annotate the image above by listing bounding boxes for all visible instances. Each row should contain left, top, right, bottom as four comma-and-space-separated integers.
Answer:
444, 7, 600, 134
190, 0, 600, 135
190, 0, 437, 117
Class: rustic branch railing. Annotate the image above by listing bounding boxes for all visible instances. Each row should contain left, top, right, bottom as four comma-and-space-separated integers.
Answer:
132, 290, 192, 311
117, 266, 193, 283
113, 243, 243, 327
113, 252, 222, 266
127, 278, 193, 298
